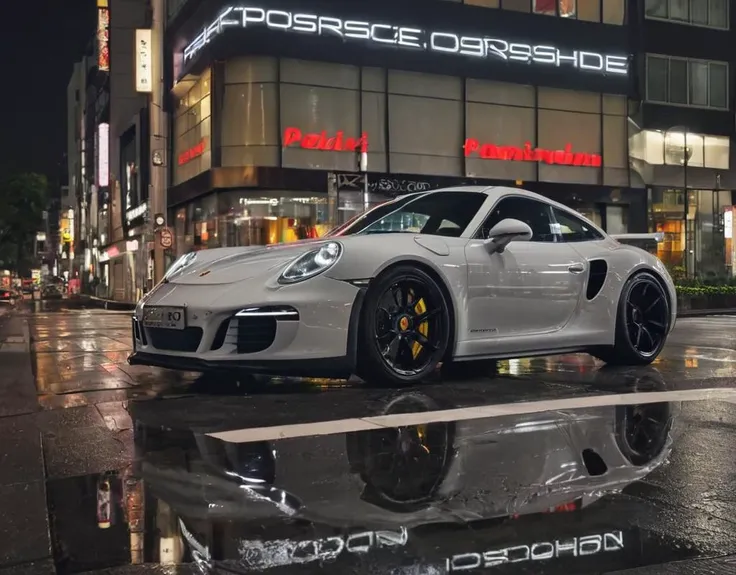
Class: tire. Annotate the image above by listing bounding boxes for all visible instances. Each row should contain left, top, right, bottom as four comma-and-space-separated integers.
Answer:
614, 401, 672, 466
358, 265, 451, 386
592, 272, 670, 366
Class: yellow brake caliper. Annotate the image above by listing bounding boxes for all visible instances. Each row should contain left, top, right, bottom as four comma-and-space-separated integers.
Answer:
411, 290, 429, 359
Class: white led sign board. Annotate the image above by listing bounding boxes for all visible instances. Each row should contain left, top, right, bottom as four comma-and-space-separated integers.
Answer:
183, 6, 629, 75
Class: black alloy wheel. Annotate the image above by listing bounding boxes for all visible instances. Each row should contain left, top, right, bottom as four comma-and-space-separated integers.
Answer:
615, 402, 672, 466
346, 393, 455, 510
359, 265, 450, 385
358, 422, 451, 505
624, 276, 669, 357
592, 272, 669, 366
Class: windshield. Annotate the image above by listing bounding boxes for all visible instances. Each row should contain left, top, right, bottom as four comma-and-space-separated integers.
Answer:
326, 191, 487, 238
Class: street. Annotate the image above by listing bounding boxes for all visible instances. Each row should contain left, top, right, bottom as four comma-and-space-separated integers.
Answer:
2, 302, 736, 574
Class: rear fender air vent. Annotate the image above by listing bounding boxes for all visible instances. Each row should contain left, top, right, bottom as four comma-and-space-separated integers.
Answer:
582, 448, 608, 476
586, 259, 608, 300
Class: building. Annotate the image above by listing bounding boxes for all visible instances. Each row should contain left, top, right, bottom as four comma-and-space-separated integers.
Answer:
632, 0, 734, 278
163, 0, 636, 256
67, 0, 151, 301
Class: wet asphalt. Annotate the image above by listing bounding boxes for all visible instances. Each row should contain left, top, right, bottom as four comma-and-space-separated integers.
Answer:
1, 300, 736, 574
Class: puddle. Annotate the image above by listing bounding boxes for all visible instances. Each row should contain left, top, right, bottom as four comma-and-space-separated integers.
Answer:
45, 394, 730, 574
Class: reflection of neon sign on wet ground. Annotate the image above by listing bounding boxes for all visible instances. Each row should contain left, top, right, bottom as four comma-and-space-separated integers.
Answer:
447, 530, 625, 571
183, 6, 629, 77
237, 528, 409, 568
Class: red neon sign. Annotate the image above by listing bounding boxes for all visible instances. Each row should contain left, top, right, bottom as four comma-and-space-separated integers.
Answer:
283, 127, 368, 152
178, 139, 206, 165
464, 139, 602, 167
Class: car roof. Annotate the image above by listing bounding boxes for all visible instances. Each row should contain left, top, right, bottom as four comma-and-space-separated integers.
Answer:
403, 185, 571, 211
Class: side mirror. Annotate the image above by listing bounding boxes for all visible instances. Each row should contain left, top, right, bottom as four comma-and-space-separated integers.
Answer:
484, 218, 533, 254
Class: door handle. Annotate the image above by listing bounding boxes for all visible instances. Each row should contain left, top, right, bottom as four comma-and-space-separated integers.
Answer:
568, 263, 585, 274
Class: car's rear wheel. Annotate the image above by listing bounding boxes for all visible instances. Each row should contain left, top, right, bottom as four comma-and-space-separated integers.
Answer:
358, 265, 451, 386
591, 272, 669, 366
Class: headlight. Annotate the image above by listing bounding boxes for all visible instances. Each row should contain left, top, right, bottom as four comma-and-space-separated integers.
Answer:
163, 252, 198, 282
278, 242, 342, 284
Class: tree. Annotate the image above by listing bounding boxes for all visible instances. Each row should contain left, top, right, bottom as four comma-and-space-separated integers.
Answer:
0, 172, 49, 275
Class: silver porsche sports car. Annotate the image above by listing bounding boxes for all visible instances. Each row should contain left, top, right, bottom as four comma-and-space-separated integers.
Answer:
129, 186, 676, 385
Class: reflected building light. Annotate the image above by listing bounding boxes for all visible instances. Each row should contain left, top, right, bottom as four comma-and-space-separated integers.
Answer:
508, 358, 521, 375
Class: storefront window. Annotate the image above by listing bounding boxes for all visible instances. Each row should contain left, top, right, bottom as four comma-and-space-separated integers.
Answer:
691, 189, 731, 279
650, 188, 731, 278
192, 194, 218, 250
217, 191, 331, 246
629, 130, 729, 169
174, 207, 188, 257
336, 190, 392, 226
173, 69, 212, 185
650, 188, 686, 271
532, 0, 576, 17
606, 205, 628, 234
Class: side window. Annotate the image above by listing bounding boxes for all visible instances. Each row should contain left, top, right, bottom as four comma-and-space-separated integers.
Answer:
477, 197, 557, 242
552, 208, 605, 242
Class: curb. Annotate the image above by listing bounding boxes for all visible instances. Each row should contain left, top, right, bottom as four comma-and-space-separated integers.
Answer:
77, 295, 136, 311
677, 308, 736, 318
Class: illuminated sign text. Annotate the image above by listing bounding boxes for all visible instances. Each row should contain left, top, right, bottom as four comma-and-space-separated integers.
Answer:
183, 6, 629, 76
97, 123, 109, 187
283, 127, 368, 152
135, 29, 152, 93
447, 530, 624, 571
178, 139, 207, 165
238, 528, 408, 569
464, 139, 602, 167
126, 202, 147, 222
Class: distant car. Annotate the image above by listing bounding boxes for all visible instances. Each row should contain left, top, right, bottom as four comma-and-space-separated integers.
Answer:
0, 289, 12, 303
41, 285, 62, 299
129, 186, 677, 385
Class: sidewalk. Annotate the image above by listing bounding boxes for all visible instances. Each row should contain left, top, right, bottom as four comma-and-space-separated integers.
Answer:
0, 311, 53, 572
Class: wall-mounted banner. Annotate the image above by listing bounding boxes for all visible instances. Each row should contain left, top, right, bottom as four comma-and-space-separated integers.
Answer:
464, 139, 602, 167
283, 127, 368, 152
98, 123, 110, 187
136, 29, 153, 93
183, 6, 629, 76
97, 7, 110, 71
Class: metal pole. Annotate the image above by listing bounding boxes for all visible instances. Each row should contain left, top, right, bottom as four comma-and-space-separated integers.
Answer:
149, 0, 167, 285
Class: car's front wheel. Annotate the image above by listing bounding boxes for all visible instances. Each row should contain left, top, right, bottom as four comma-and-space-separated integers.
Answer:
358, 265, 451, 386
591, 272, 670, 366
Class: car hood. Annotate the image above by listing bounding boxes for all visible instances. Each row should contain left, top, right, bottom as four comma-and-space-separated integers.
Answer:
166, 239, 328, 285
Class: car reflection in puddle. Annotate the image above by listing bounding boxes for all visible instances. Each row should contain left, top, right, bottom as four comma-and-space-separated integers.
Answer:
121, 379, 700, 574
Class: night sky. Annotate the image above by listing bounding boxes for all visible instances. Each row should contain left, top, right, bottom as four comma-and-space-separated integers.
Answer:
1, 0, 96, 184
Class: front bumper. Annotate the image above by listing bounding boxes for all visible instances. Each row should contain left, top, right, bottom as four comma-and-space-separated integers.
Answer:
128, 277, 365, 378
128, 350, 354, 378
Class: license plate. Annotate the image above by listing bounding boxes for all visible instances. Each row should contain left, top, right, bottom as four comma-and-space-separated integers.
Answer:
142, 306, 186, 330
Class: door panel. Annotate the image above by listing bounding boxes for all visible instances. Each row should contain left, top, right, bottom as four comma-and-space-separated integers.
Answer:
465, 239, 586, 339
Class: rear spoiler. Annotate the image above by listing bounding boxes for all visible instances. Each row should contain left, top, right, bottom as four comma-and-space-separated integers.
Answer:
610, 233, 664, 243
